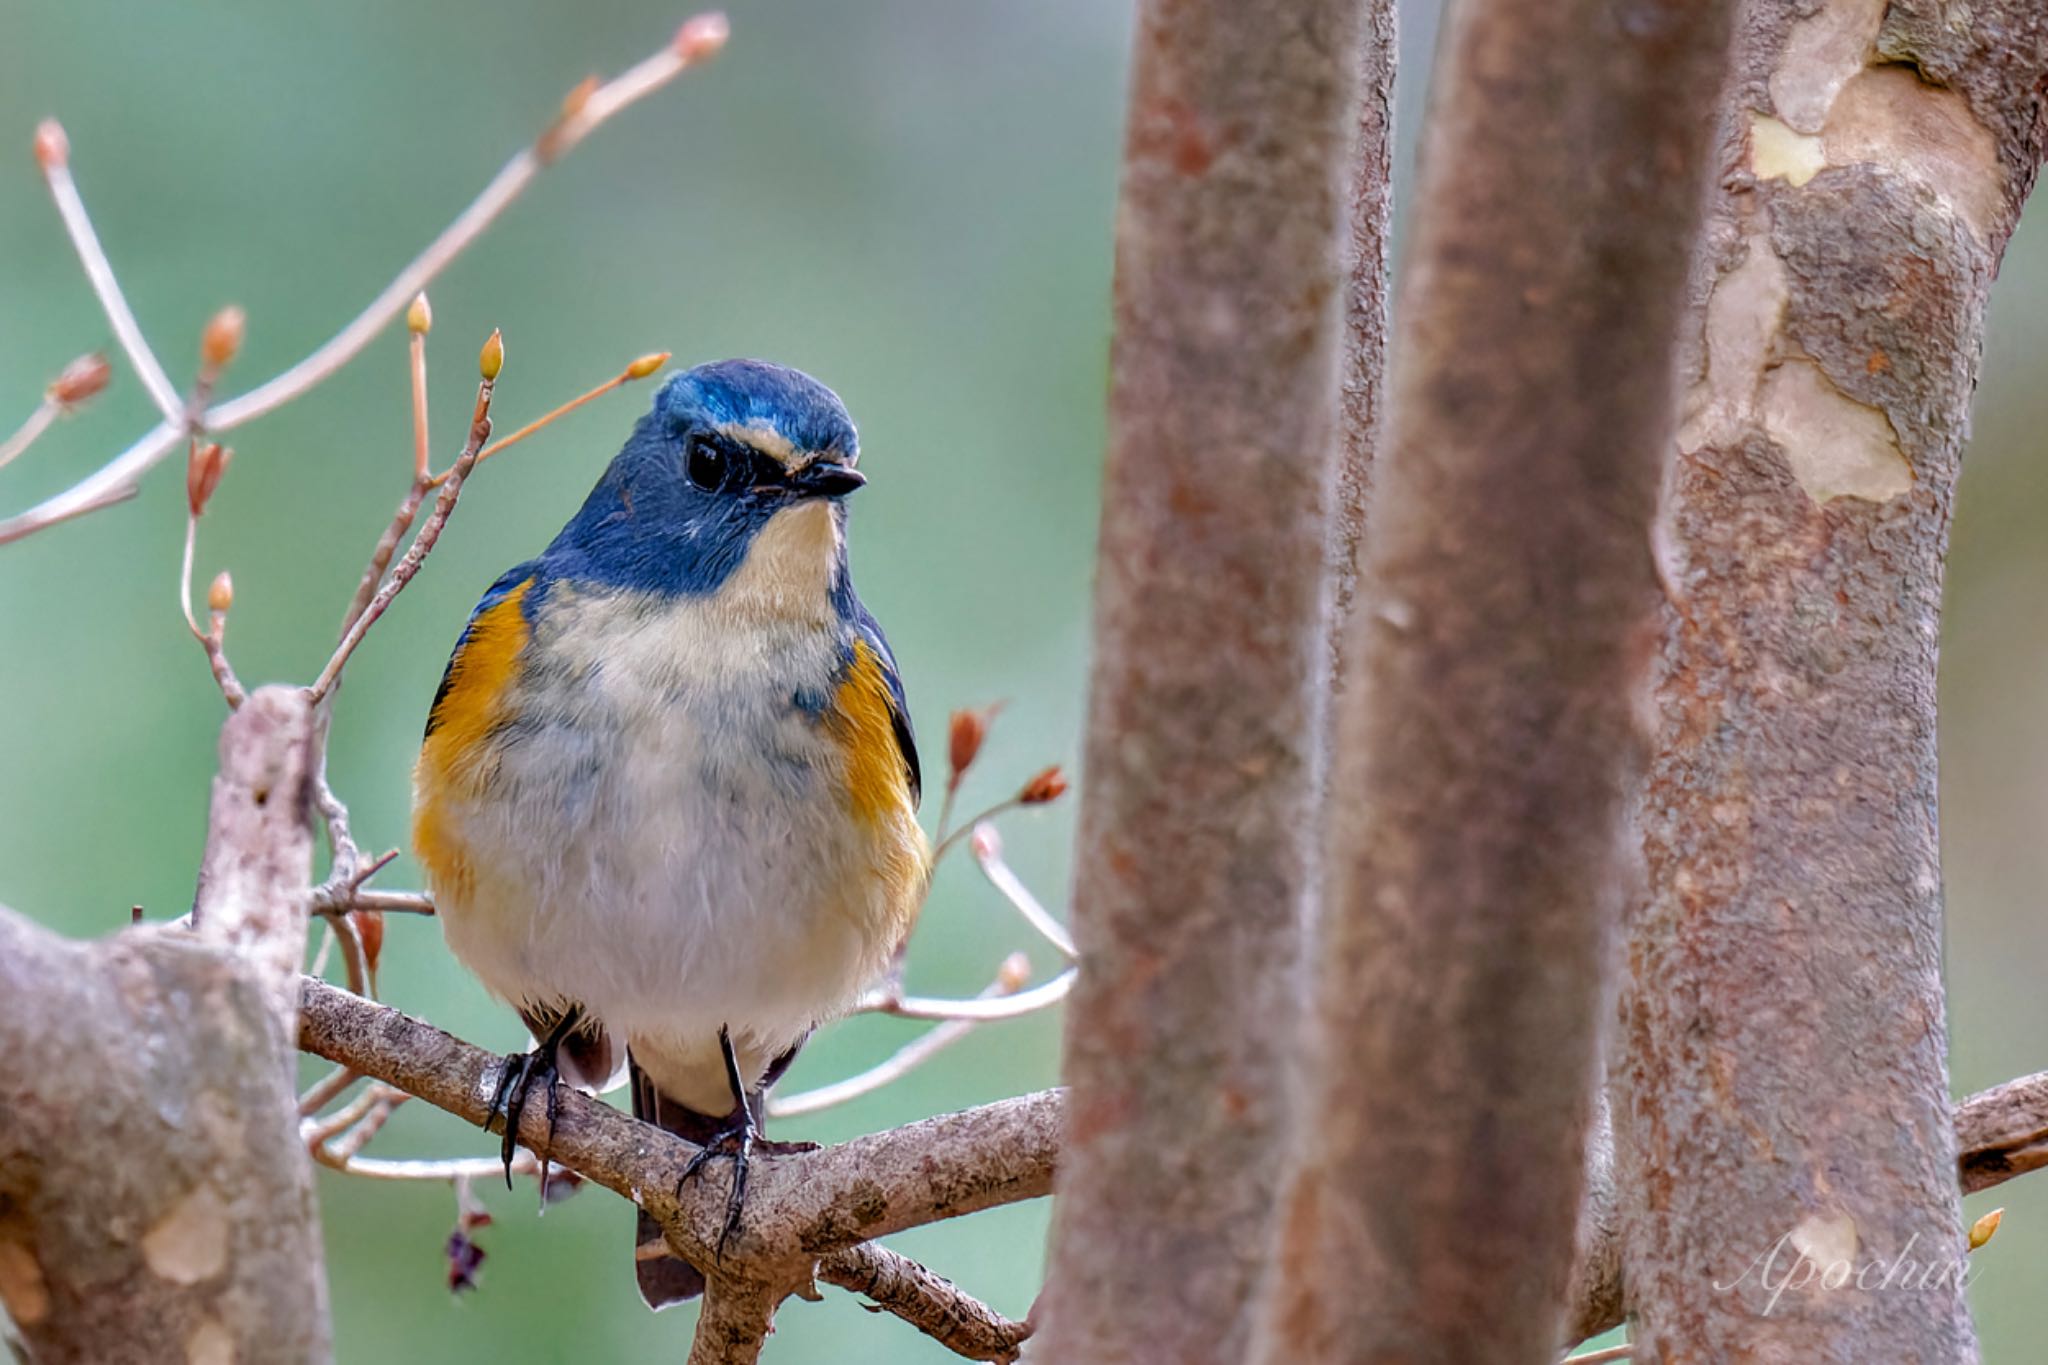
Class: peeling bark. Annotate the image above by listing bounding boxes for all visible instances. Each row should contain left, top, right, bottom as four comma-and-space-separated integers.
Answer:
1615, 2, 2048, 1359
1250, 0, 1736, 1356
1033, 1, 1367, 1360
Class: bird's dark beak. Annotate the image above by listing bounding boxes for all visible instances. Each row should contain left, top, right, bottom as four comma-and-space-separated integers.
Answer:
791, 460, 867, 499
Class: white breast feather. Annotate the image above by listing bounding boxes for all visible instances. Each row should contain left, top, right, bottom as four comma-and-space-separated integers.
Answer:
430, 504, 919, 1108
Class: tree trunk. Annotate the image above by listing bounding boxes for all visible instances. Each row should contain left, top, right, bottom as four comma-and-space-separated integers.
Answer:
1251, 0, 1736, 1357
1614, 3, 2048, 1360
1032, 0, 1372, 1358
0, 690, 329, 1364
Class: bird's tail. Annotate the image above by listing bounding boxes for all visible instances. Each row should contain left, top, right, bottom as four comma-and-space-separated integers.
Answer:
627, 1038, 810, 1310
629, 1057, 718, 1308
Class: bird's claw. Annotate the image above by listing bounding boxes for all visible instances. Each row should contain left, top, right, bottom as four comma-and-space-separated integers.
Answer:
486, 1042, 563, 1193
678, 1113, 758, 1259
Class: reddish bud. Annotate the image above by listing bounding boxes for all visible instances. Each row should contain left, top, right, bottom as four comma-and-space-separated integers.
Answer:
185, 442, 232, 517
200, 305, 245, 373
206, 570, 234, 614
33, 119, 68, 171
624, 351, 670, 381
1018, 765, 1069, 806
996, 951, 1032, 991
406, 292, 433, 335
47, 352, 111, 406
948, 704, 1003, 787
561, 75, 600, 122
674, 11, 731, 61
354, 908, 385, 979
478, 328, 504, 382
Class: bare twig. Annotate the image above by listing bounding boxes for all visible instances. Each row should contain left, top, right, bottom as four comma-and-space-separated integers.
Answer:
0, 398, 57, 472
1561, 1345, 1632, 1365
297, 1060, 363, 1119
873, 970, 1074, 1023
431, 349, 670, 486
818, 1244, 1031, 1363
33, 121, 182, 422
297, 978, 1059, 1358
325, 888, 436, 915
690, 1277, 780, 1365
309, 349, 497, 703
770, 955, 1032, 1119
969, 824, 1076, 959
0, 17, 728, 547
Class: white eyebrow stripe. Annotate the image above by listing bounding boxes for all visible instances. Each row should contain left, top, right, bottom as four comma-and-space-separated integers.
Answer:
715, 421, 800, 468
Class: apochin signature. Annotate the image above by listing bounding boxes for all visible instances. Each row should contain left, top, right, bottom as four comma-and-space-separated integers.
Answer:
1716, 1230, 1973, 1316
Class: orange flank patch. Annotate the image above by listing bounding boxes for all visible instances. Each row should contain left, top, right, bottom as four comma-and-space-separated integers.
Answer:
827, 639, 914, 827
413, 579, 532, 899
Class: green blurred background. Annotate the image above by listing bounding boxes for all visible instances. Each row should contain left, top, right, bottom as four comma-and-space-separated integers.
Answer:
0, 2, 2041, 1360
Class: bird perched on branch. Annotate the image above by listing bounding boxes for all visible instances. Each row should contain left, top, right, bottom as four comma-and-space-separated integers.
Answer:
412, 360, 925, 1306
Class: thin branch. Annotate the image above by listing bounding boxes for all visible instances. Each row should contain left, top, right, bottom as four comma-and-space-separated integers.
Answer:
297, 977, 1060, 1357
0, 17, 727, 547
969, 824, 1076, 958
770, 955, 1032, 1119
689, 1277, 779, 1365
206, 20, 721, 434
874, 969, 1074, 1023
313, 1150, 539, 1184
0, 398, 57, 471
430, 350, 670, 486
818, 1244, 1031, 1364
308, 361, 495, 703
325, 888, 436, 915
1561, 1345, 1631, 1365
931, 798, 1019, 864
34, 122, 183, 422
297, 1062, 362, 1119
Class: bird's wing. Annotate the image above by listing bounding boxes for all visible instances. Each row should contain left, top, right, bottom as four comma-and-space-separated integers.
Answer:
845, 606, 921, 809
424, 562, 540, 741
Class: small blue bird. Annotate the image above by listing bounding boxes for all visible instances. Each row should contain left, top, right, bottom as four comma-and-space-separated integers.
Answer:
413, 360, 926, 1306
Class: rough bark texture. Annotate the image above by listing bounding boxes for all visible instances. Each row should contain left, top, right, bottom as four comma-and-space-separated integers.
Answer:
1032, 1, 1363, 1360
1615, 3, 2048, 1360
1251, 0, 1736, 1357
0, 690, 328, 1365
296, 981, 1059, 1293
1564, 1069, 2048, 1345
1323, 0, 1396, 695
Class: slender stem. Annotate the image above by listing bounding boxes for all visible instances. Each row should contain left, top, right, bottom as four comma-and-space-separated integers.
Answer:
179, 513, 201, 636
443, 375, 623, 481
0, 400, 57, 472
970, 824, 1076, 959
206, 32, 715, 435
932, 798, 1020, 864
770, 956, 1031, 1119
40, 159, 183, 422
876, 968, 1075, 1023
298, 1064, 363, 1119
0, 20, 725, 548
309, 377, 494, 702
1561, 1345, 1632, 1364
410, 329, 431, 478
336, 889, 436, 915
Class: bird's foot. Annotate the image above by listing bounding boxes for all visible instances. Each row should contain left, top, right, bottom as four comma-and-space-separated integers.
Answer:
486, 1017, 576, 1192
678, 1109, 759, 1258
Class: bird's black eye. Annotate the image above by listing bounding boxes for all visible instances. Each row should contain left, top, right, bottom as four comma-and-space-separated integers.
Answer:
685, 435, 729, 492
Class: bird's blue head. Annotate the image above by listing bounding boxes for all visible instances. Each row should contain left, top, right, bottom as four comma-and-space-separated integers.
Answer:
540, 359, 866, 600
